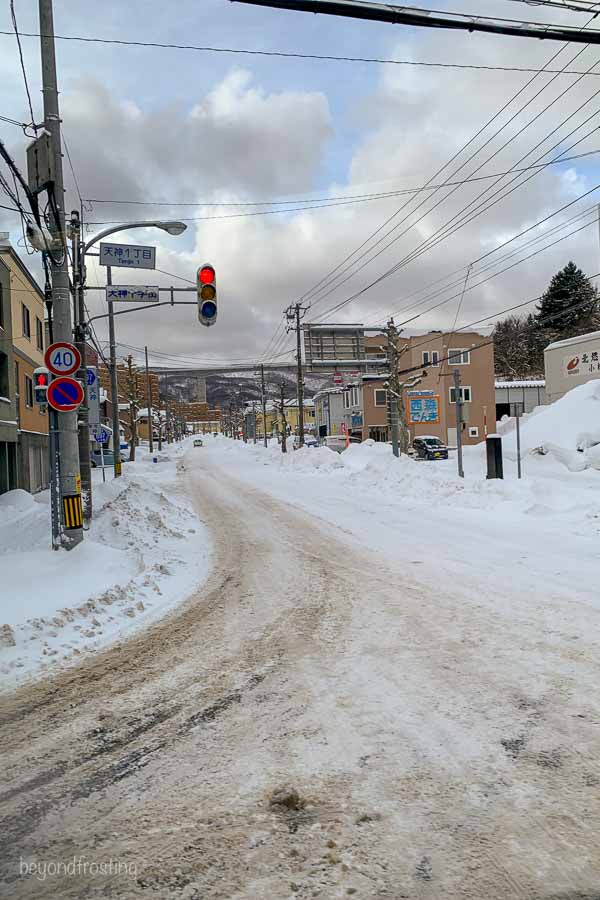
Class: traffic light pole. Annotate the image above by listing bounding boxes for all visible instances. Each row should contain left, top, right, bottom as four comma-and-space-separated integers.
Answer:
39, 0, 83, 549
71, 210, 92, 522
106, 266, 122, 477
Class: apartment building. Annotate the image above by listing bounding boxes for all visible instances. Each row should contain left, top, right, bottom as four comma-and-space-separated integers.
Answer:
0, 234, 49, 492
0, 256, 18, 493
353, 331, 495, 446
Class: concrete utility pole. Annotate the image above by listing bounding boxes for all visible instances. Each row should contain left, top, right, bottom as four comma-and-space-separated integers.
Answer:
286, 303, 306, 448
71, 209, 92, 522
260, 364, 268, 447
453, 368, 465, 478
145, 346, 154, 454
39, 0, 82, 548
386, 319, 400, 458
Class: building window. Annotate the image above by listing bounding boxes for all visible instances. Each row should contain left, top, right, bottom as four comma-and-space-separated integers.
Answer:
0, 351, 9, 399
447, 348, 470, 365
449, 386, 472, 403
36, 317, 44, 352
469, 426, 479, 438
25, 374, 34, 407
349, 386, 360, 407
374, 388, 387, 407
422, 350, 439, 366
0, 283, 4, 330
22, 303, 31, 339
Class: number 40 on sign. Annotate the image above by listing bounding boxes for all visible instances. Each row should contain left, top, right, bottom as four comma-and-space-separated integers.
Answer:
45, 341, 81, 377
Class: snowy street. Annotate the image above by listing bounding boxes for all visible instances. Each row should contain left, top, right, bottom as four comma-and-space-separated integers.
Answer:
2, 439, 600, 899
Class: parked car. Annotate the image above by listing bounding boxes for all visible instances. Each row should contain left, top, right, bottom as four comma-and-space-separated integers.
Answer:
293, 436, 318, 450
193, 438, 203, 447
413, 436, 448, 460
90, 449, 115, 467
322, 435, 361, 453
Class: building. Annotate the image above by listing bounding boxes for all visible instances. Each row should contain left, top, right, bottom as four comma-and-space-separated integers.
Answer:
0, 234, 49, 493
0, 255, 18, 493
342, 330, 495, 446
313, 387, 345, 438
495, 379, 546, 419
544, 330, 600, 403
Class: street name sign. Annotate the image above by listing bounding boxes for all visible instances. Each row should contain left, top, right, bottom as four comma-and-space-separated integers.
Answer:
99, 242, 156, 269
92, 426, 109, 443
105, 286, 160, 303
47, 377, 84, 412
45, 341, 81, 377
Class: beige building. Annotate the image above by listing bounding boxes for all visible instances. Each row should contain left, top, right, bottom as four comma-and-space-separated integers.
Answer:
359, 330, 495, 446
0, 234, 49, 492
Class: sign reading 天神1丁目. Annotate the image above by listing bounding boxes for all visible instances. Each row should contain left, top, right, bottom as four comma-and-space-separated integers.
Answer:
105, 286, 160, 303
99, 242, 156, 270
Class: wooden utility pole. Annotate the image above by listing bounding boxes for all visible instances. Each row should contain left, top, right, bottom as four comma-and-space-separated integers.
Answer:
286, 303, 307, 448
453, 368, 465, 478
279, 381, 288, 453
126, 355, 142, 462
260, 364, 268, 447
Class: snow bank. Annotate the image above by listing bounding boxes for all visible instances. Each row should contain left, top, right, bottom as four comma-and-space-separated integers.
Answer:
0, 442, 210, 690
498, 380, 600, 470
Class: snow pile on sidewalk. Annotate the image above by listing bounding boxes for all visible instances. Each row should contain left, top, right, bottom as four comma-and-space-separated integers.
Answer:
0, 444, 210, 690
497, 380, 600, 471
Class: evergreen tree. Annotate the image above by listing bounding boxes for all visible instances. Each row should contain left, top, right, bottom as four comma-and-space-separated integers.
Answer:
535, 261, 598, 336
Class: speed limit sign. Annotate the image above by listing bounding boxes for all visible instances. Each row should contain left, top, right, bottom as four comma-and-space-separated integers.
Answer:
45, 342, 82, 377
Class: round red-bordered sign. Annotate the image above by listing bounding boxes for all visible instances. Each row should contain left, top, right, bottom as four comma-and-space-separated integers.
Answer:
47, 376, 84, 412
45, 341, 82, 377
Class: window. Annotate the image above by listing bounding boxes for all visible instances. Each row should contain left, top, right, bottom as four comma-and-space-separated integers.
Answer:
349, 386, 360, 407
422, 350, 439, 366
447, 348, 470, 365
343, 390, 350, 410
36, 317, 44, 352
469, 426, 479, 438
0, 351, 9, 399
25, 374, 33, 407
449, 386, 472, 403
374, 388, 387, 407
0, 283, 4, 330
22, 303, 31, 339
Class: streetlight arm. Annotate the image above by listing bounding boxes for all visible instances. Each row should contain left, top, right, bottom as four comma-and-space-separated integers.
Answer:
83, 220, 187, 255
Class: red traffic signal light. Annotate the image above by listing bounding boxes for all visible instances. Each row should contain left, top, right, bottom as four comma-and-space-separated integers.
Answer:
33, 366, 50, 405
197, 263, 217, 327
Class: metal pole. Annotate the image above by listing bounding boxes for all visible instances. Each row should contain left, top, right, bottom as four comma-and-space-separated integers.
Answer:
49, 408, 60, 548
71, 210, 92, 521
107, 266, 122, 477
296, 304, 305, 447
253, 401, 257, 444
453, 368, 465, 478
145, 345, 154, 454
39, 0, 82, 548
100, 442, 105, 483
516, 410, 522, 479
261, 364, 268, 447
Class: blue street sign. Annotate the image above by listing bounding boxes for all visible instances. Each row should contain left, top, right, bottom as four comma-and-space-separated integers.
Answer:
92, 427, 109, 443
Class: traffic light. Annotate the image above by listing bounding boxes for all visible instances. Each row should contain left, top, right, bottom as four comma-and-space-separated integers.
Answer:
197, 264, 217, 327
33, 367, 50, 405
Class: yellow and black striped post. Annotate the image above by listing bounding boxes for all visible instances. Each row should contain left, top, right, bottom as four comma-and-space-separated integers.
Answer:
62, 494, 83, 531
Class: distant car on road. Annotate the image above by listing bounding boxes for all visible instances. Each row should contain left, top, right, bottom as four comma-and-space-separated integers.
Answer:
322, 435, 361, 453
413, 436, 448, 460
193, 439, 203, 447
293, 436, 318, 449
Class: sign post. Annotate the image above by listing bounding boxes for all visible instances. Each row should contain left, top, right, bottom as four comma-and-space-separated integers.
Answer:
87, 367, 100, 425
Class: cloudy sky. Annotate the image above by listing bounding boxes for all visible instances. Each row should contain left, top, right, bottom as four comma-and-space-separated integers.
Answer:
1, 0, 600, 367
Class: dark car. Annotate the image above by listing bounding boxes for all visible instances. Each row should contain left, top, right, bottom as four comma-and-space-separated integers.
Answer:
413, 436, 448, 460
90, 449, 115, 467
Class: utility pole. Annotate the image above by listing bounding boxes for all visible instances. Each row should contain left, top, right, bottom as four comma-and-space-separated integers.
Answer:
252, 401, 257, 444
453, 368, 465, 478
386, 319, 400, 458
260, 364, 268, 447
145, 346, 154, 454
279, 381, 288, 453
39, 0, 83, 548
106, 266, 122, 475
71, 209, 92, 522
286, 303, 306, 448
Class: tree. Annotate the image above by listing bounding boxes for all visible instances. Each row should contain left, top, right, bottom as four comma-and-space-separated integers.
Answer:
535, 261, 599, 337
493, 314, 530, 377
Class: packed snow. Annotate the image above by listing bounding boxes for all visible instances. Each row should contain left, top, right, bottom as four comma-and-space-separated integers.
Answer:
0, 443, 210, 690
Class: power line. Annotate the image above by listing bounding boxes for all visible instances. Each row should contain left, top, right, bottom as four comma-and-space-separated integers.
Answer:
62, 133, 84, 207
80, 149, 600, 212
9, 1, 37, 135
231, 0, 600, 44
6, 27, 600, 74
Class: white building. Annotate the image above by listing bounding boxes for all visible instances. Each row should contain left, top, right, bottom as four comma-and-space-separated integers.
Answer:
544, 330, 600, 403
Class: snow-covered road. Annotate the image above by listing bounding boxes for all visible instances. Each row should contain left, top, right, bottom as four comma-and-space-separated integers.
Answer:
1, 445, 599, 899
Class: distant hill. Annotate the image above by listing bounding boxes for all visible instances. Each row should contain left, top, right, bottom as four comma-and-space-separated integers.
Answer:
158, 369, 329, 408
